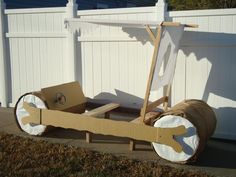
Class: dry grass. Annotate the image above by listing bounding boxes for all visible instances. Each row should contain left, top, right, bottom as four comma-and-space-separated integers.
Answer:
0, 132, 213, 177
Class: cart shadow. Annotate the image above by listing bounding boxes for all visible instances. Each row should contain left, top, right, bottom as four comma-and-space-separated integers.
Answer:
45, 127, 131, 145
194, 138, 236, 169
176, 127, 196, 155
92, 89, 145, 109
45, 128, 85, 140
45, 127, 153, 151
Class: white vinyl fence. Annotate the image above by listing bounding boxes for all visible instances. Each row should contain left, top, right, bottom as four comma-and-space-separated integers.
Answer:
0, 0, 78, 107
0, 0, 236, 140
6, 8, 68, 102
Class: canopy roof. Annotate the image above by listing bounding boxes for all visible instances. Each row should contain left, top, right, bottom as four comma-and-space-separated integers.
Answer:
65, 18, 162, 28
64, 18, 196, 29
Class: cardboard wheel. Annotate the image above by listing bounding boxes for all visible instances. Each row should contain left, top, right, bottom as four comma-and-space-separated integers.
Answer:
14, 93, 48, 136
152, 115, 199, 163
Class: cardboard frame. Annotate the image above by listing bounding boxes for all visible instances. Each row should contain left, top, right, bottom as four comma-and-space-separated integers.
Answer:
19, 21, 198, 153
22, 102, 186, 153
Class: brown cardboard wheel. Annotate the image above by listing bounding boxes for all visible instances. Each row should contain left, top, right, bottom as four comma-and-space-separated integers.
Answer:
152, 99, 216, 163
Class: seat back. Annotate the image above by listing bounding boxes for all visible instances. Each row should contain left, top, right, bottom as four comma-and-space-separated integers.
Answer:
41, 81, 86, 113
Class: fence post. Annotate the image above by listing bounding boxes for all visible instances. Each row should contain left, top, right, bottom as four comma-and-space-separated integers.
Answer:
0, 0, 7, 107
155, 0, 167, 21
65, 0, 78, 82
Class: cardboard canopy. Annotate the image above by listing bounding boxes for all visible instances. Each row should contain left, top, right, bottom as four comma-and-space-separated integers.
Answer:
64, 18, 163, 29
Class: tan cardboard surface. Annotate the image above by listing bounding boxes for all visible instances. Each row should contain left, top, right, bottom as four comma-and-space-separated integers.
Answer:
41, 82, 86, 111
22, 102, 186, 153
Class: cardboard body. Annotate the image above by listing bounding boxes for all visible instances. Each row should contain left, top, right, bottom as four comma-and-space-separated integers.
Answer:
22, 102, 187, 153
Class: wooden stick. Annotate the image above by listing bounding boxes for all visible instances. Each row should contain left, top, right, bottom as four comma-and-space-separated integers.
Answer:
164, 84, 171, 111
146, 96, 168, 113
162, 22, 198, 28
131, 112, 162, 125
82, 103, 119, 117
140, 26, 162, 123
145, 25, 156, 44
162, 21, 181, 27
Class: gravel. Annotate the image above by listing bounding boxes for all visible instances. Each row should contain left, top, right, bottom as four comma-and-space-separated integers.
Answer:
0, 132, 214, 177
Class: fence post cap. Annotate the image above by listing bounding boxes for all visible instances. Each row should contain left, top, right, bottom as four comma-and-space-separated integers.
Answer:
155, 0, 166, 6
67, 0, 76, 6
155, 0, 167, 21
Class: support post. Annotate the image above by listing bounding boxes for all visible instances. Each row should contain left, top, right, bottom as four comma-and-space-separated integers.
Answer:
0, 0, 7, 107
155, 0, 167, 21
140, 1, 167, 115
65, 0, 78, 82
140, 26, 163, 122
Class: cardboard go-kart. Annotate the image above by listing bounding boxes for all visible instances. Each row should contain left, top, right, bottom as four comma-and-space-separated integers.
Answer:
14, 19, 216, 163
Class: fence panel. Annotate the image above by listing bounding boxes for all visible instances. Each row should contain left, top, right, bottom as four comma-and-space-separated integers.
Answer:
169, 9, 236, 139
77, 7, 164, 108
5, 8, 68, 105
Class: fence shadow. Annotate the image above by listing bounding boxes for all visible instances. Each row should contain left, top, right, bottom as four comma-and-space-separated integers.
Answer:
181, 31, 236, 138
120, 26, 236, 100
93, 89, 145, 109
181, 31, 236, 102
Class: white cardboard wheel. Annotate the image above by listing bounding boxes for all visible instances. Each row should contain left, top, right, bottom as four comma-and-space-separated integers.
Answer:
152, 115, 200, 162
15, 93, 47, 136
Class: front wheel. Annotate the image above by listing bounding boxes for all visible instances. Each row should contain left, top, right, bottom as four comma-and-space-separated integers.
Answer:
152, 115, 199, 163
14, 93, 48, 136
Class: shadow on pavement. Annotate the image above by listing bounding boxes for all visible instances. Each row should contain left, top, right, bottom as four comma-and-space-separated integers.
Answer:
195, 139, 236, 169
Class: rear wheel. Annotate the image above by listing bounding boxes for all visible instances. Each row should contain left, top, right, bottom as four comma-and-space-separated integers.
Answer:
14, 93, 48, 136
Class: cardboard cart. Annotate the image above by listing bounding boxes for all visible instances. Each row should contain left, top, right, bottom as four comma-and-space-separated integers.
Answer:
15, 19, 216, 163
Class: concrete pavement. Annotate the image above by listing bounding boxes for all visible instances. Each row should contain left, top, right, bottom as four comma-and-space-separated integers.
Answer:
0, 107, 236, 177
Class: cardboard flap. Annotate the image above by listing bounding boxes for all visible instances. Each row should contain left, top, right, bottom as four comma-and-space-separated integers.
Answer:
41, 82, 86, 111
